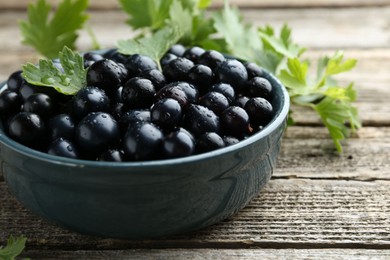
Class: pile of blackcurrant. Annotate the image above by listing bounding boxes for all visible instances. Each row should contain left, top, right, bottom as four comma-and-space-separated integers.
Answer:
0, 45, 276, 161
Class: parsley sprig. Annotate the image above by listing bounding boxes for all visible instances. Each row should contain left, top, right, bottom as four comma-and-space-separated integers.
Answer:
18, 0, 361, 152
279, 53, 360, 152
117, 0, 213, 66
22, 46, 86, 95
0, 235, 28, 260
19, 0, 89, 59
119, 0, 361, 152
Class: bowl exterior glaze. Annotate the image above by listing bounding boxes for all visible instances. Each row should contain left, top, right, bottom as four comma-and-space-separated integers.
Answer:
0, 71, 289, 239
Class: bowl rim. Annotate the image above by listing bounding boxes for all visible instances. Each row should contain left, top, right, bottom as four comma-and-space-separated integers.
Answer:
0, 70, 289, 168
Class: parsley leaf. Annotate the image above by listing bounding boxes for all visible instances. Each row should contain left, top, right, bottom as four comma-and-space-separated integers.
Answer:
212, 2, 261, 60
211, 3, 293, 74
165, 0, 215, 46
117, 26, 184, 69
19, 0, 89, 59
119, 0, 214, 47
119, 0, 173, 30
314, 96, 360, 152
119, 0, 212, 31
257, 24, 306, 73
22, 46, 86, 95
259, 24, 306, 60
0, 235, 27, 260
279, 54, 360, 152
118, 1, 200, 66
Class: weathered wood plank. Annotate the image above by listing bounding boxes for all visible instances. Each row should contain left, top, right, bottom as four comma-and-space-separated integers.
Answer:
276, 127, 390, 180
1, 179, 389, 249
1, 6, 390, 55
1, 0, 389, 10
20, 248, 390, 260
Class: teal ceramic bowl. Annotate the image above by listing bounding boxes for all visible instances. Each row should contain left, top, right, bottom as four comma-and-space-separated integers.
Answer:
0, 69, 289, 239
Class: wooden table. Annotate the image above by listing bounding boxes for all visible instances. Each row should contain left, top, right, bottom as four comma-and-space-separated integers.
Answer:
1, 1, 389, 259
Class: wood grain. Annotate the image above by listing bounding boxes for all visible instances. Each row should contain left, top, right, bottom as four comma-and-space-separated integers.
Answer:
276, 127, 390, 180
1, 179, 389, 249
20, 249, 390, 260
1, 6, 390, 55
0, 1, 389, 258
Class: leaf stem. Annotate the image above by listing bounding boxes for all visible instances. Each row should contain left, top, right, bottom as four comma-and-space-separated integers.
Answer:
85, 23, 101, 50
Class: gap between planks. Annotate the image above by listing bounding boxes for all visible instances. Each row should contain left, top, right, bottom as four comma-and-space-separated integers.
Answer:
1, 179, 389, 250
19, 248, 390, 260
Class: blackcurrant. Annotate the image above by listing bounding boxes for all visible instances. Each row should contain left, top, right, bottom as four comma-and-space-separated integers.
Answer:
75, 112, 120, 157
183, 104, 220, 136
123, 122, 164, 160
47, 138, 79, 159
196, 132, 225, 153
162, 128, 195, 158
124, 54, 158, 77
200, 91, 229, 115
0, 90, 22, 116
8, 112, 46, 149
48, 113, 76, 141
163, 57, 194, 82
198, 50, 225, 70
215, 59, 248, 91
122, 77, 156, 109
86, 59, 128, 94
221, 106, 250, 138
244, 77, 273, 100
71, 86, 110, 119
23, 93, 54, 118
151, 98, 182, 131
244, 97, 274, 128
7, 70, 24, 92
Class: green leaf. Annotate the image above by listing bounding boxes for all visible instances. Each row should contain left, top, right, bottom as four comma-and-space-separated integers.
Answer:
323, 83, 356, 101
253, 50, 283, 74
19, 0, 89, 59
326, 51, 358, 75
190, 14, 216, 45
259, 24, 306, 59
167, 0, 193, 42
278, 53, 361, 152
314, 96, 360, 152
212, 2, 261, 60
119, 0, 173, 30
316, 56, 330, 80
198, 0, 212, 9
117, 26, 184, 67
279, 58, 309, 93
0, 235, 27, 260
22, 46, 86, 95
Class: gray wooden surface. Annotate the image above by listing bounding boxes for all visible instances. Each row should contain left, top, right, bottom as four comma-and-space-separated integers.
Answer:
0, 0, 389, 259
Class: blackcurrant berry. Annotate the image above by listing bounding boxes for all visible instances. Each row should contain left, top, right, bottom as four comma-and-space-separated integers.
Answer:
151, 98, 182, 131
221, 106, 250, 138
123, 122, 164, 161
196, 132, 225, 153
75, 112, 120, 157
47, 138, 79, 159
244, 97, 274, 128
162, 128, 195, 158
122, 77, 156, 109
